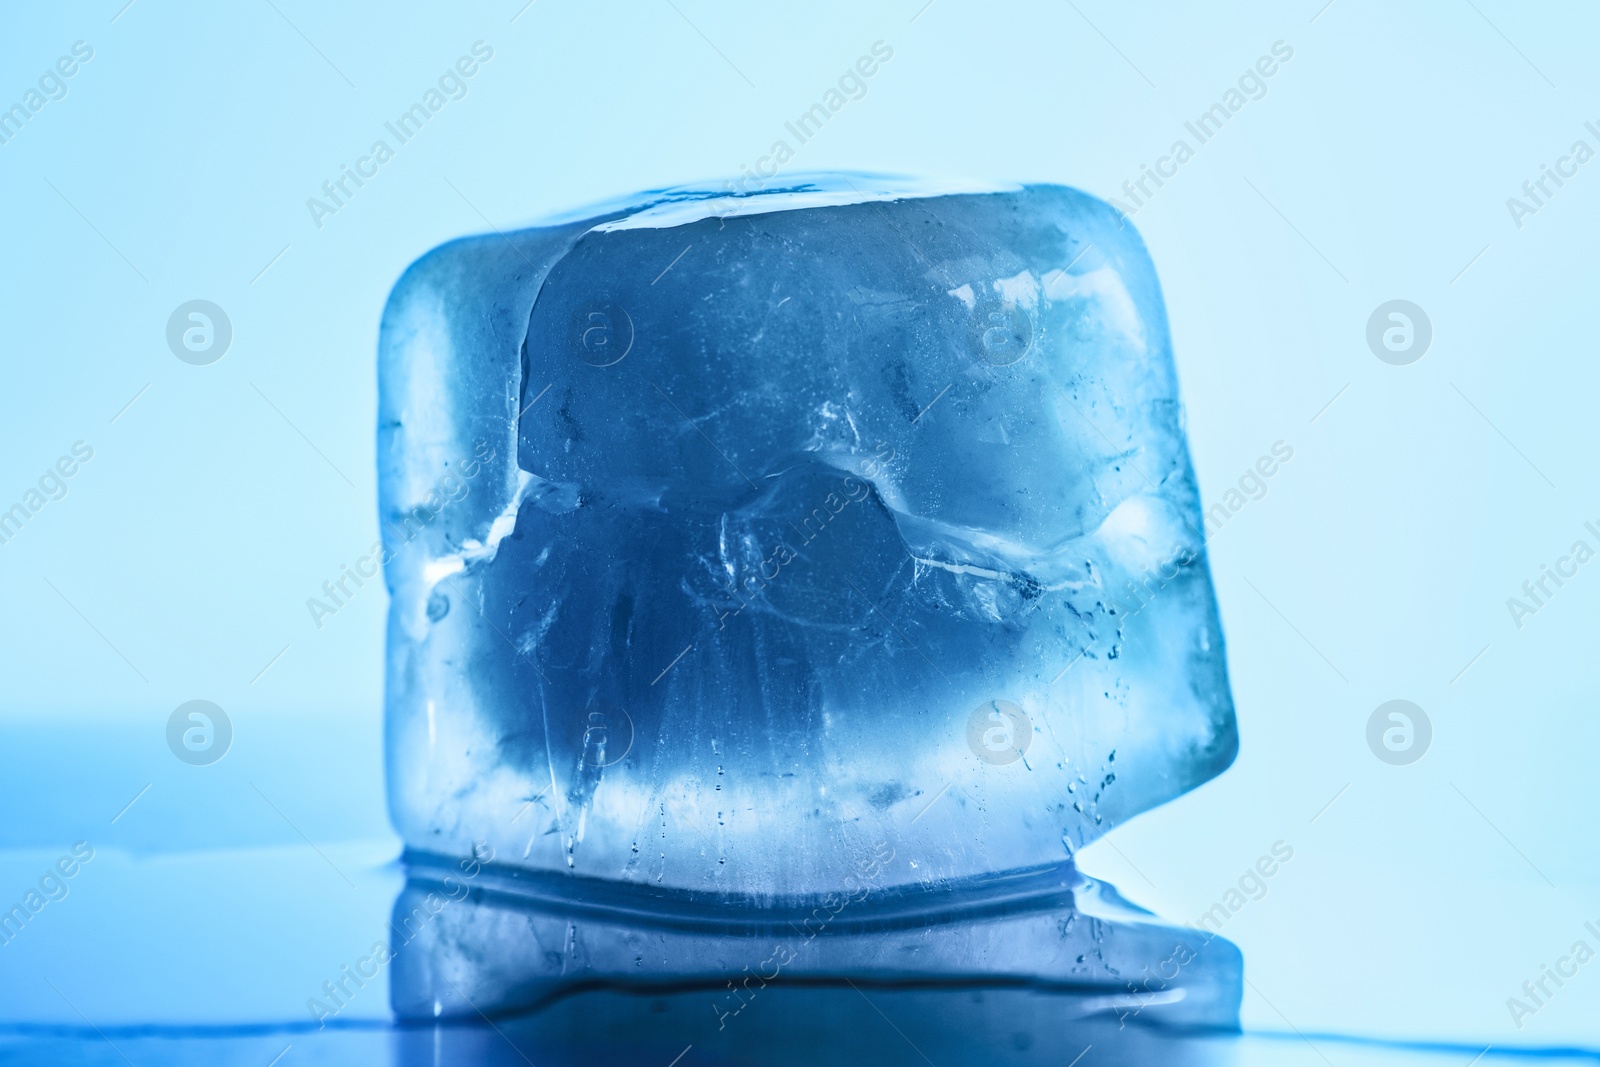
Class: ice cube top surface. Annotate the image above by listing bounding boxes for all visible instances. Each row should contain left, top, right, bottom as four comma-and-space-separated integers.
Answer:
378, 175, 1236, 901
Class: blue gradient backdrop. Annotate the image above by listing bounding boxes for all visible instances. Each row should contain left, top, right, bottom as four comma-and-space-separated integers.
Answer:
2, 0, 1597, 1048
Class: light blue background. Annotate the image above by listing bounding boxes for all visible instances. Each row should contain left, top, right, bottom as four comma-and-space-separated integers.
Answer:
2, 0, 1597, 1049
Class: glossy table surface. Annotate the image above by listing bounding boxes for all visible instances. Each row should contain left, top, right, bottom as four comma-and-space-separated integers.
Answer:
2, 714, 1595, 1065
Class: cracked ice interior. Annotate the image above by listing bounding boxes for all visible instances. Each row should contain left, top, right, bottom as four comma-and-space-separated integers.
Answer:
378, 175, 1237, 902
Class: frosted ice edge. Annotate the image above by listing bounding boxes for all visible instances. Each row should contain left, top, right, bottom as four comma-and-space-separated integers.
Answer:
591, 174, 1022, 231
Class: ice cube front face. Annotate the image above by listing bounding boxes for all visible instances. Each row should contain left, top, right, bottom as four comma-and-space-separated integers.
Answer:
379, 178, 1236, 900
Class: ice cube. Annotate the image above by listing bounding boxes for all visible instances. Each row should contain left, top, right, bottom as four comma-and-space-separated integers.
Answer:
378, 175, 1237, 899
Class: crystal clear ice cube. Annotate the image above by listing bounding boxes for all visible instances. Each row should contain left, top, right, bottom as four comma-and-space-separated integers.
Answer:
378, 176, 1237, 900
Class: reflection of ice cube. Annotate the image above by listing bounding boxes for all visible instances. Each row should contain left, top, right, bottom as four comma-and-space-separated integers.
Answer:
389, 857, 1243, 1035
378, 175, 1237, 899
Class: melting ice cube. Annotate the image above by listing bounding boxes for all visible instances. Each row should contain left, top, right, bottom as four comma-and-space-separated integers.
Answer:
378, 175, 1236, 900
